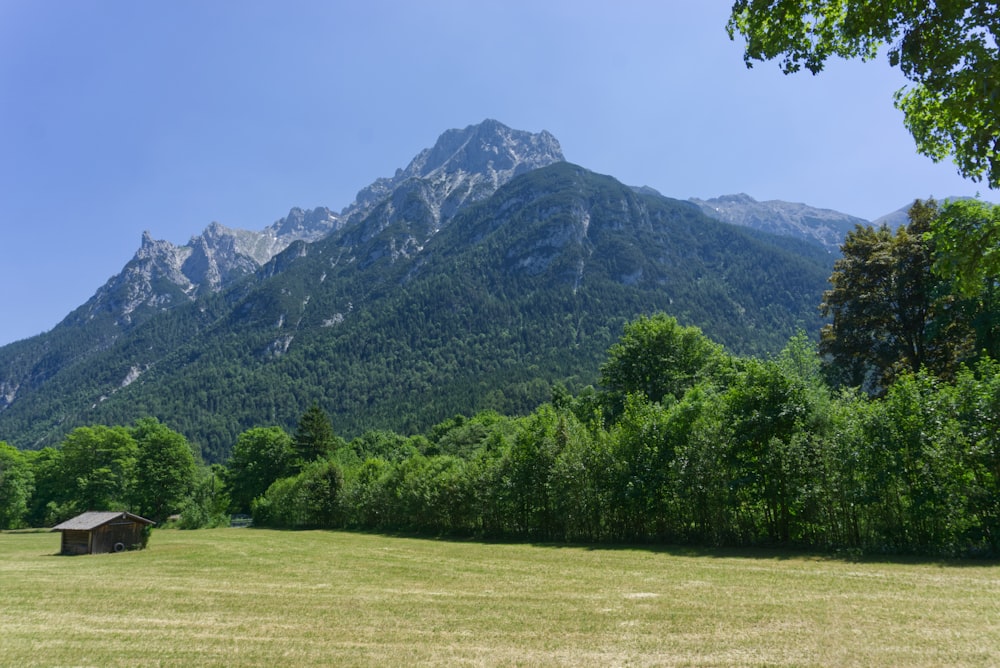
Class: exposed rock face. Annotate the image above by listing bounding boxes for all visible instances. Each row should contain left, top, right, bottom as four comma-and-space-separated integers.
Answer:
76, 120, 562, 329
84, 231, 194, 324
344, 119, 564, 232
263, 207, 341, 247
182, 223, 256, 292
291, 120, 566, 272
689, 193, 869, 252
73, 208, 340, 329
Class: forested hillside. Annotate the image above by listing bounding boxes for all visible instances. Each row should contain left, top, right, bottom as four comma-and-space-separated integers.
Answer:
0, 162, 834, 461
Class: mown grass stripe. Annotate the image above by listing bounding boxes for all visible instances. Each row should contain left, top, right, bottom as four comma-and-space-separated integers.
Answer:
1, 528, 998, 666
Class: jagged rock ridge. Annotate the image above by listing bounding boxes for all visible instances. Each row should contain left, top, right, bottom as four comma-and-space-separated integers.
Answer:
689, 193, 869, 252
345, 119, 564, 228
77, 120, 563, 330
70, 208, 340, 330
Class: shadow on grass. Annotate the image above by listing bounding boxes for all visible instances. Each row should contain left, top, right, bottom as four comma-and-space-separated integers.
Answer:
241, 524, 1000, 568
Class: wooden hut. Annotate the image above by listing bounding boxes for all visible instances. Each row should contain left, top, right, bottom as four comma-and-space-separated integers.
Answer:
51, 511, 155, 555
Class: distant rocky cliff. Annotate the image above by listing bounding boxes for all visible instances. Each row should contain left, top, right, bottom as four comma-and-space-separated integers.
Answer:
75, 121, 564, 331
689, 193, 869, 252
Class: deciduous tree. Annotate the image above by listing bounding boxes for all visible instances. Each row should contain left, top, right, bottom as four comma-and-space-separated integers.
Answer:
600, 313, 727, 406
58, 425, 137, 513
130, 418, 197, 523
728, 1, 1000, 186
820, 201, 971, 390
24, 447, 63, 527
225, 426, 295, 513
251, 459, 344, 529
0, 442, 34, 529
932, 198, 1000, 358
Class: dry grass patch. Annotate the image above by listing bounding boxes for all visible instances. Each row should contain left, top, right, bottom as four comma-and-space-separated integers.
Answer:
1, 528, 998, 666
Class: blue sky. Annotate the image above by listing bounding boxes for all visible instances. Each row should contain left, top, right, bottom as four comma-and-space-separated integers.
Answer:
1, 1, 993, 346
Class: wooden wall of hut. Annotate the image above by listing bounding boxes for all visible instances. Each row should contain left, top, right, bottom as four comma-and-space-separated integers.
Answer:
60, 530, 91, 555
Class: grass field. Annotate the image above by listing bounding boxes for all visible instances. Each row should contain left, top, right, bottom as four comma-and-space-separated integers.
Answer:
1, 528, 998, 666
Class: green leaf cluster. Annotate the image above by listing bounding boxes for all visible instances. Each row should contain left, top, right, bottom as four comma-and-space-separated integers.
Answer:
821, 198, 998, 392
729, 1, 1000, 186
0, 442, 34, 529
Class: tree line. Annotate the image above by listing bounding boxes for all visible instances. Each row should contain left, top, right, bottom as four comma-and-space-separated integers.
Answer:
0, 418, 220, 529
230, 323, 999, 556
2, 199, 998, 556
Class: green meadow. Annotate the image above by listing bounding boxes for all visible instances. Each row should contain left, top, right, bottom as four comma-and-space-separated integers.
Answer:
2, 528, 998, 666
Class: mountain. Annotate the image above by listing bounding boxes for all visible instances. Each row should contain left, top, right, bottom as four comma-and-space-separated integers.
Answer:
870, 203, 914, 230
0, 120, 563, 424
71, 120, 565, 338
0, 121, 834, 461
342, 118, 564, 229
58, 208, 341, 341
689, 193, 869, 252
694, 195, 995, 248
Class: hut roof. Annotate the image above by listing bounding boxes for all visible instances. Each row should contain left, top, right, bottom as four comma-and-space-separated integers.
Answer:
51, 511, 155, 532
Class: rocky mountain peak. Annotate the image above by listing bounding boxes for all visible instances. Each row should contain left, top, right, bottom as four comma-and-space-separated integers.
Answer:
345, 120, 564, 229
75, 208, 343, 332
136, 230, 179, 259
265, 206, 341, 240
49, 121, 565, 339
409, 118, 563, 179
712, 193, 757, 205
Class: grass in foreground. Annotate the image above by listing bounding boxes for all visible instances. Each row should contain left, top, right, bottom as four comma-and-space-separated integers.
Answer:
1, 528, 998, 666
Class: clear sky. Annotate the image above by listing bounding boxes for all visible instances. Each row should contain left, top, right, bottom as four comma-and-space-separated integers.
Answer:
1, 1, 993, 346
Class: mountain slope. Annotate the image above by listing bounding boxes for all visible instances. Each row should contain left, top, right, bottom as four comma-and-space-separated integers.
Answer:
0, 160, 834, 461
84, 208, 342, 329
690, 193, 868, 252
0, 121, 563, 417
